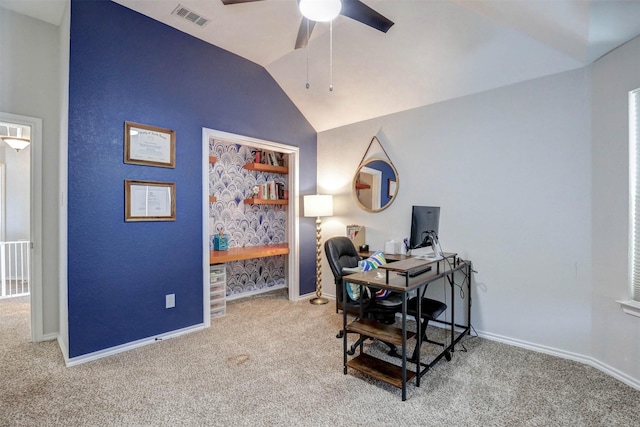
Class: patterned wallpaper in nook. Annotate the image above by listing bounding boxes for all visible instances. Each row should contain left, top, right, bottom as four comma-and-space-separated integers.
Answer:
209, 138, 287, 297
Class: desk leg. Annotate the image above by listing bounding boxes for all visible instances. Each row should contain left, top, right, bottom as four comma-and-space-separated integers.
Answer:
401, 294, 407, 401
415, 286, 422, 387
450, 272, 455, 354
343, 281, 348, 374
467, 263, 472, 339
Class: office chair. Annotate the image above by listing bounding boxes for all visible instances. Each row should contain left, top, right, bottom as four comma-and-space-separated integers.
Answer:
324, 236, 403, 354
324, 236, 362, 315
407, 291, 450, 362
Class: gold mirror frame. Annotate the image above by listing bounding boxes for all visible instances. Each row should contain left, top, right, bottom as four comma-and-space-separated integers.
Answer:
353, 157, 399, 212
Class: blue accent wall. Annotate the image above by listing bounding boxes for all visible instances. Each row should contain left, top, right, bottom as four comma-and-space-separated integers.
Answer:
68, 0, 317, 358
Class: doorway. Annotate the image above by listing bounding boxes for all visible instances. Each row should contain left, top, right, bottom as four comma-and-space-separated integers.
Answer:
0, 112, 43, 342
201, 128, 300, 327
358, 166, 382, 210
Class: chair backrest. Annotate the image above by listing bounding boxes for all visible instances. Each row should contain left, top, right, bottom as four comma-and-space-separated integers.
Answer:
324, 236, 361, 284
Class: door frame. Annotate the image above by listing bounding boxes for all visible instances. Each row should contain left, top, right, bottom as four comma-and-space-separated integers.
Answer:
0, 164, 5, 242
0, 112, 43, 342
201, 128, 300, 327
361, 166, 382, 210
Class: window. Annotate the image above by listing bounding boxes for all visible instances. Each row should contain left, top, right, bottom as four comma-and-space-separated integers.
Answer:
630, 88, 640, 302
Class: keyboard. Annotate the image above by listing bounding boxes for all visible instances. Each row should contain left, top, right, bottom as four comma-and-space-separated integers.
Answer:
397, 265, 432, 277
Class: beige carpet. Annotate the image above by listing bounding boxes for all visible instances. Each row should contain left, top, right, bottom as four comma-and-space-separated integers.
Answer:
1, 292, 639, 426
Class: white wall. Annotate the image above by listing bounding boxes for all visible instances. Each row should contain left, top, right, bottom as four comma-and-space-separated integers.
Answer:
4, 145, 30, 241
0, 7, 61, 338
591, 36, 640, 385
319, 68, 593, 359
319, 38, 640, 388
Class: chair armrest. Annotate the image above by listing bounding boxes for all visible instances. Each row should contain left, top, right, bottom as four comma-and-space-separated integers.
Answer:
342, 266, 362, 275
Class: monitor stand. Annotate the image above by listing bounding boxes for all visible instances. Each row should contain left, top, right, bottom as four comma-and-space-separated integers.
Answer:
412, 234, 443, 261
412, 247, 442, 261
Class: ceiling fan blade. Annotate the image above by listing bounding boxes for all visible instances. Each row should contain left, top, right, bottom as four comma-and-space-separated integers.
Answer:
340, 0, 394, 33
294, 18, 317, 49
221, 0, 264, 5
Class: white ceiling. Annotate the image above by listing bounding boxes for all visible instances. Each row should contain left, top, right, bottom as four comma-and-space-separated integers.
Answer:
4, 0, 640, 132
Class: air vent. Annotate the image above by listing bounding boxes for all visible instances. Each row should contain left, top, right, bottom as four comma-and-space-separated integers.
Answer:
172, 4, 210, 27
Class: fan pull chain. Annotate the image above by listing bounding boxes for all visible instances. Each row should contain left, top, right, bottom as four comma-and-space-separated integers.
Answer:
306, 19, 310, 89
329, 20, 333, 92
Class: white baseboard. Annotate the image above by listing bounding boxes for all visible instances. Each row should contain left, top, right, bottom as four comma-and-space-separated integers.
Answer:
63, 323, 205, 367
227, 285, 285, 301
57, 335, 69, 362
40, 332, 58, 342
226, 284, 288, 301
476, 329, 640, 391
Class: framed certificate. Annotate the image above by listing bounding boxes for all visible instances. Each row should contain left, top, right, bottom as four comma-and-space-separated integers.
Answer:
125, 180, 176, 222
124, 121, 176, 168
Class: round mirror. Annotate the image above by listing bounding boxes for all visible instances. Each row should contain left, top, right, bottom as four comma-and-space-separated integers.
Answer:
353, 158, 399, 212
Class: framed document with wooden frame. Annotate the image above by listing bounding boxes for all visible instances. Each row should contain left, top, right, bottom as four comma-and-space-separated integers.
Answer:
124, 121, 176, 168
125, 180, 176, 222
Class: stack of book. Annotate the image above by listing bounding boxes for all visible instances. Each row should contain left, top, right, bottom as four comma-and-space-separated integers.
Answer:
254, 180, 286, 200
253, 150, 284, 167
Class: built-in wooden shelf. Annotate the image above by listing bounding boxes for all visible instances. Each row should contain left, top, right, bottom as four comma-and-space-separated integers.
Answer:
209, 156, 217, 164
243, 163, 288, 174
243, 198, 288, 205
210, 243, 289, 264
209, 196, 217, 203
355, 182, 371, 190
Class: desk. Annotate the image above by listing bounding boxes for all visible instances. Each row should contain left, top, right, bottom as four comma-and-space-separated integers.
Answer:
342, 253, 472, 400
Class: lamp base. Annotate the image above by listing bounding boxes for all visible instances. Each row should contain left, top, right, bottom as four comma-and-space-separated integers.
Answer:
309, 297, 329, 305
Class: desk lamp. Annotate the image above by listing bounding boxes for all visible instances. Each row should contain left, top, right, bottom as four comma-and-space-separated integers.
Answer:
304, 194, 334, 305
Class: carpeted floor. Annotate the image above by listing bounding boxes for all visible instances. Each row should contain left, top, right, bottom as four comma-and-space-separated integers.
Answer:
1, 291, 639, 426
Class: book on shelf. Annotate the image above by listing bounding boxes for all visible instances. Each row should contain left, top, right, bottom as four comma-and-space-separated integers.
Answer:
251, 180, 286, 201
275, 152, 284, 167
276, 182, 285, 200
269, 181, 277, 200
252, 150, 284, 167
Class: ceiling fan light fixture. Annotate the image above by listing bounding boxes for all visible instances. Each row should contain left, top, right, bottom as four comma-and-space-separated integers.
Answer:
2, 137, 30, 152
299, 0, 342, 22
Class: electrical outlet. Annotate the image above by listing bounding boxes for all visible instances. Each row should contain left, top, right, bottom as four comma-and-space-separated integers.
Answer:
166, 294, 175, 309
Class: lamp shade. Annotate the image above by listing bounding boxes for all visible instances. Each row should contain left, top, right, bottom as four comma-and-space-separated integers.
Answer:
304, 194, 333, 217
299, 0, 342, 22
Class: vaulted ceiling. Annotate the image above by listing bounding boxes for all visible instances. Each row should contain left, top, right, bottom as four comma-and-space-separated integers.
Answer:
3, 0, 640, 131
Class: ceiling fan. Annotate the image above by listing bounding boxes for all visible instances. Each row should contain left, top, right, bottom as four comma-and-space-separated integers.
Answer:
220, 0, 395, 49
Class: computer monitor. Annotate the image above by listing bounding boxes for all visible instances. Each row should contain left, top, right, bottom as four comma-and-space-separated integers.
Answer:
409, 206, 440, 250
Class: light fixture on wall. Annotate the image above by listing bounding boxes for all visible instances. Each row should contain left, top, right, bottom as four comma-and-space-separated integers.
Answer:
299, 0, 342, 91
2, 136, 30, 152
304, 194, 334, 305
